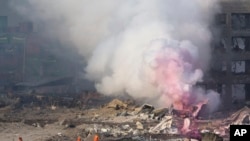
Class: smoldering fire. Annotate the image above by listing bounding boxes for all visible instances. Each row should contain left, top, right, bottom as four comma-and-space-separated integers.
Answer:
11, 0, 221, 111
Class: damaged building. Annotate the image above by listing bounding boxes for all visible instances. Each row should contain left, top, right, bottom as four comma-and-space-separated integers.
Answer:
206, 0, 250, 109
0, 16, 93, 94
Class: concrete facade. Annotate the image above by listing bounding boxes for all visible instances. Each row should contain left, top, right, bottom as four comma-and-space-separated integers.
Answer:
206, 1, 250, 109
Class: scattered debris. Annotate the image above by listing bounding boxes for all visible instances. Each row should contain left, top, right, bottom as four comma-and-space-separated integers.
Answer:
136, 104, 154, 114
149, 115, 173, 134
0, 92, 249, 141
201, 132, 223, 141
136, 121, 144, 130
106, 99, 128, 110
224, 106, 250, 126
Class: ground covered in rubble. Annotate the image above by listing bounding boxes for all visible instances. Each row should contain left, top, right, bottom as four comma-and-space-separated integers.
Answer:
0, 92, 249, 141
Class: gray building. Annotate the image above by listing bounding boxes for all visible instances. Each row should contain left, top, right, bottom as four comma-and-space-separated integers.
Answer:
205, 0, 250, 108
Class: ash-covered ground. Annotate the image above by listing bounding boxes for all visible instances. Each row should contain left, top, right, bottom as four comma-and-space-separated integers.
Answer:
0, 91, 249, 141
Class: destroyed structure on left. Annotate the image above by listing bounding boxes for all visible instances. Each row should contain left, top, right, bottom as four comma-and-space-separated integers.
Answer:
0, 16, 93, 95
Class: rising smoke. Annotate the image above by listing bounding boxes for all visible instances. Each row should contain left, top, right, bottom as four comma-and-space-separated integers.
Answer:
10, 0, 221, 110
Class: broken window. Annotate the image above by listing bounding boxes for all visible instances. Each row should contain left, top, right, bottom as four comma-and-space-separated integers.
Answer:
231, 61, 245, 74
232, 13, 250, 30
214, 38, 226, 53
212, 60, 227, 73
232, 37, 250, 51
210, 38, 227, 74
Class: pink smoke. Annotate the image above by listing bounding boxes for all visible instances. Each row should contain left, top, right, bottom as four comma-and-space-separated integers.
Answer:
150, 39, 204, 110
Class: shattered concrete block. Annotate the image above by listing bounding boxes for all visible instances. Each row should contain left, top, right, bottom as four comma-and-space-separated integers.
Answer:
136, 121, 144, 130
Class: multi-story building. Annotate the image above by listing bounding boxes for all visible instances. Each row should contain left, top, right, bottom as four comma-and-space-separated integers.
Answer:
0, 16, 79, 91
205, 0, 250, 108
0, 16, 25, 86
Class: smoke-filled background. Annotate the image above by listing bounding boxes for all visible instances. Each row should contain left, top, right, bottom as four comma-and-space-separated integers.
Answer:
9, 0, 221, 110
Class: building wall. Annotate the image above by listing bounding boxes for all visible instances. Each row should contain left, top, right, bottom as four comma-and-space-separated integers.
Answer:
0, 18, 79, 87
206, 1, 250, 108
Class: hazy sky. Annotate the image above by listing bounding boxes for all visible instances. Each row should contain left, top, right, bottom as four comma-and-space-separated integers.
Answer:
0, 0, 24, 26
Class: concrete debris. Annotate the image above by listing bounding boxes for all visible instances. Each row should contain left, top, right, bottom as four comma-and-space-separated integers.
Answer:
1, 92, 250, 141
100, 128, 109, 133
136, 121, 144, 130
117, 111, 129, 116
106, 99, 128, 110
149, 115, 173, 134
225, 106, 250, 125
136, 104, 154, 114
152, 108, 169, 120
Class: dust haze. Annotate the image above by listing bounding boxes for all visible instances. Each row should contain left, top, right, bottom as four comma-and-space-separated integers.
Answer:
9, 0, 221, 109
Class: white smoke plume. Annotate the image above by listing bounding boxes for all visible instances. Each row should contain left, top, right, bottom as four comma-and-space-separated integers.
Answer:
10, 0, 221, 109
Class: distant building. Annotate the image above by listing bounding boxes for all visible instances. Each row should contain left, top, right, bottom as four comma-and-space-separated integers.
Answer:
0, 17, 78, 88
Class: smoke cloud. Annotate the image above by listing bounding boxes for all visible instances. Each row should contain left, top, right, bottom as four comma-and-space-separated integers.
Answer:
10, 0, 221, 109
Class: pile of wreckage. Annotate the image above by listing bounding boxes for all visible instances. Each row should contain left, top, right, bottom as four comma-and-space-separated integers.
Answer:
1, 91, 250, 141
73, 99, 250, 141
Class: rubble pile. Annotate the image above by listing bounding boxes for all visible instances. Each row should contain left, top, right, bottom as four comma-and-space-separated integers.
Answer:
1, 92, 250, 141
68, 99, 222, 141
